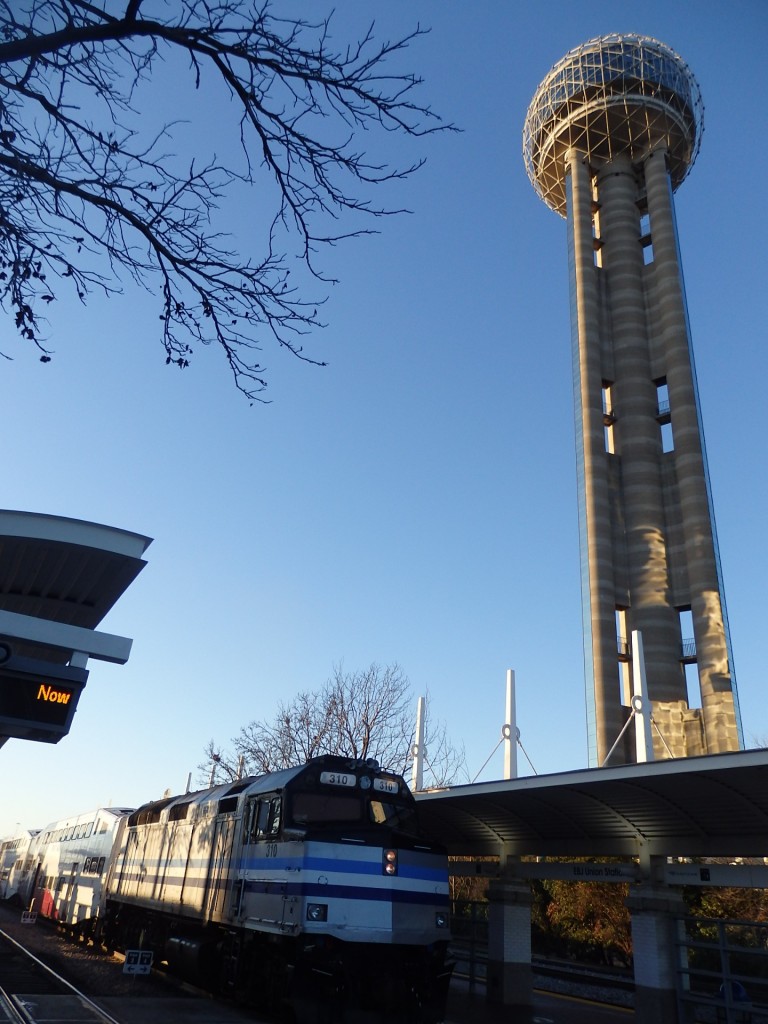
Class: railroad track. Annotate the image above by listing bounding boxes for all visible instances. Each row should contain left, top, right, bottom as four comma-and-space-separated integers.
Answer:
0, 927, 121, 1024
450, 943, 635, 1007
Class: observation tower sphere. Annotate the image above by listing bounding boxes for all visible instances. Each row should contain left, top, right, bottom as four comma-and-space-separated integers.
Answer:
522, 34, 704, 216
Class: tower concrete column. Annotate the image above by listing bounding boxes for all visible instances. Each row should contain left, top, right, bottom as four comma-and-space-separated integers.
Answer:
643, 149, 742, 752
597, 156, 682, 705
566, 149, 624, 765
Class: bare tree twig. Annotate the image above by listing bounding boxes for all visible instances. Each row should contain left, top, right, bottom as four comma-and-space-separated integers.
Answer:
0, 1, 453, 399
199, 662, 466, 788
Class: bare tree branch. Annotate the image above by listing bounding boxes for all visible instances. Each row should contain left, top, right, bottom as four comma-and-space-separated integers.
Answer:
199, 662, 466, 789
0, 1, 452, 399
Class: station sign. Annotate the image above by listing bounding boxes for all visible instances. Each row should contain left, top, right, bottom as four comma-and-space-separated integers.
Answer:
0, 649, 88, 743
123, 949, 154, 975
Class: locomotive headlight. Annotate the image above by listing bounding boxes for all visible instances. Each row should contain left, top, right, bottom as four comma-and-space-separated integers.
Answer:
383, 849, 398, 876
435, 911, 449, 929
306, 903, 328, 922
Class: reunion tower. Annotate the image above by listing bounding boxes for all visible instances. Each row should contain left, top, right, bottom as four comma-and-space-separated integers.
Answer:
522, 35, 744, 766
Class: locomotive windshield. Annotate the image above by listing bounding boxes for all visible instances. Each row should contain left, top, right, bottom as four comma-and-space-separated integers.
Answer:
291, 791, 417, 832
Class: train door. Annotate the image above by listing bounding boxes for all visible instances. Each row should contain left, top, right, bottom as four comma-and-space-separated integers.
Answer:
26, 859, 43, 911
204, 817, 235, 921
61, 864, 78, 923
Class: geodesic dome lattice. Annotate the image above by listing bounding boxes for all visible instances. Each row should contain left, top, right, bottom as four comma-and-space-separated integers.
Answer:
522, 34, 703, 216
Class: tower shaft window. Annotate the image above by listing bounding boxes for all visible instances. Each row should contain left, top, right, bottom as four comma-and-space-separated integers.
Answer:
593, 200, 603, 268
639, 211, 654, 264
655, 379, 674, 451
602, 381, 615, 453
616, 608, 631, 704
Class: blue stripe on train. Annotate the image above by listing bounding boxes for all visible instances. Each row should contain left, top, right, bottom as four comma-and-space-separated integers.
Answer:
239, 855, 446, 883
243, 879, 448, 905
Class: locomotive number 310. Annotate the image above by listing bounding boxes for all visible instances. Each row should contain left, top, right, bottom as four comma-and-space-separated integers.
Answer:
320, 772, 356, 787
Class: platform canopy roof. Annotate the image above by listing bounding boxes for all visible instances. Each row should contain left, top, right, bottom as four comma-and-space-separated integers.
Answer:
414, 748, 768, 860
0, 510, 151, 662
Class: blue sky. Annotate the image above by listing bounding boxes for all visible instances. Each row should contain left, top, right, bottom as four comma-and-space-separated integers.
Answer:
1, 1, 767, 837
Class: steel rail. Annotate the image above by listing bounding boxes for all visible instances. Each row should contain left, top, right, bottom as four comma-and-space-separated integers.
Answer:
0, 927, 124, 1024
0, 986, 28, 1024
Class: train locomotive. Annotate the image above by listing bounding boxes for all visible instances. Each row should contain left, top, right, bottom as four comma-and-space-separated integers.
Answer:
103, 754, 452, 1021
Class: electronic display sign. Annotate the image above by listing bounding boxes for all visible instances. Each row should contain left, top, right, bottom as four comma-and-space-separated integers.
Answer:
0, 653, 88, 743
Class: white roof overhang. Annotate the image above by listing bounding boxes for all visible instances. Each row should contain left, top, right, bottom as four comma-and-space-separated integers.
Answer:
414, 749, 768, 860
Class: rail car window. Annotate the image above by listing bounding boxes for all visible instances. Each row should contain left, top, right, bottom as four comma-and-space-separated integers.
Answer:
82, 857, 106, 875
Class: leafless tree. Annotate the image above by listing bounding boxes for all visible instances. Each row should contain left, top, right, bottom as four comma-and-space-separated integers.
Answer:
201, 662, 466, 788
0, 1, 449, 399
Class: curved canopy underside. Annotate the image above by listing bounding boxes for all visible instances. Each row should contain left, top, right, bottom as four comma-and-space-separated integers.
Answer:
414, 749, 768, 859
0, 510, 151, 662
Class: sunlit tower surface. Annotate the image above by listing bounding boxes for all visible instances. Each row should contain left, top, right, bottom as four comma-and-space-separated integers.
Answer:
523, 35, 744, 766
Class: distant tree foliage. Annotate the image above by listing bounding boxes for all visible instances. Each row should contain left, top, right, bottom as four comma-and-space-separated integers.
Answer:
202, 662, 466, 789
0, 1, 449, 399
541, 877, 633, 966
684, 872, 768, 944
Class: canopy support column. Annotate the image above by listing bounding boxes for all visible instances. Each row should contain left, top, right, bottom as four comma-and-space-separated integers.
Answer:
626, 861, 687, 1024
486, 857, 533, 1012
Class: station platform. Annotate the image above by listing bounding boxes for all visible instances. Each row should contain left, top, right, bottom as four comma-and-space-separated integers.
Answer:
445, 982, 634, 1023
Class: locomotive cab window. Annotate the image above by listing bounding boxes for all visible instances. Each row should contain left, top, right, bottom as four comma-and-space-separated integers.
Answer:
370, 800, 418, 832
244, 796, 282, 843
289, 791, 418, 831
291, 793, 362, 824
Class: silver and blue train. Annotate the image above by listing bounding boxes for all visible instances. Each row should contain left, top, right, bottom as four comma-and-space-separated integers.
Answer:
8, 755, 452, 1021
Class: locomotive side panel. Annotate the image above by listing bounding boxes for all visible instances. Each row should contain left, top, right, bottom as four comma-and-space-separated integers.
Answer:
203, 814, 237, 921
156, 806, 235, 917
134, 823, 162, 904
159, 821, 194, 909
110, 816, 151, 904
112, 814, 189, 912
110, 788, 242, 922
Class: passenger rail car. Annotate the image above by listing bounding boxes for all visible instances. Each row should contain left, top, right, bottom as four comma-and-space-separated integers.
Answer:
105, 755, 451, 1021
22, 807, 132, 931
0, 829, 39, 901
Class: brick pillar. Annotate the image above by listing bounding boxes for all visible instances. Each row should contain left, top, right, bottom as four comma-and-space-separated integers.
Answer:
626, 883, 687, 1024
486, 876, 533, 1012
